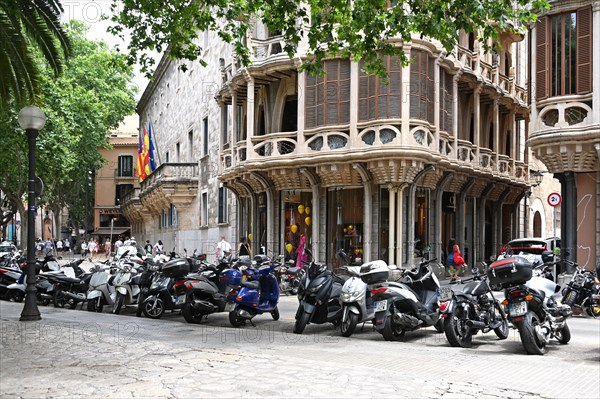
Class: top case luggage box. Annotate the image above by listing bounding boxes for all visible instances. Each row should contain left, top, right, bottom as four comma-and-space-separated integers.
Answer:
162, 258, 192, 278
487, 256, 532, 288
360, 260, 389, 285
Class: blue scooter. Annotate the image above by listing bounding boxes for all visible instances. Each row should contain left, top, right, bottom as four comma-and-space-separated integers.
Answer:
222, 255, 280, 327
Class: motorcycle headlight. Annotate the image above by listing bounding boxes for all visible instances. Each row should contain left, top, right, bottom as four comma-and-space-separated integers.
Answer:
307, 281, 326, 294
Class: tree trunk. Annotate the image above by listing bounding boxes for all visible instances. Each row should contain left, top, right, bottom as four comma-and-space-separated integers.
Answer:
2, 191, 27, 252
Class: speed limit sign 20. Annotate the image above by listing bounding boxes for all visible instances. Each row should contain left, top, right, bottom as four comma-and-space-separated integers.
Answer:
548, 192, 562, 207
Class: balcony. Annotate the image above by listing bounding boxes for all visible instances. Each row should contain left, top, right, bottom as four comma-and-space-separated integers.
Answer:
138, 163, 199, 215
529, 94, 600, 173
220, 123, 527, 185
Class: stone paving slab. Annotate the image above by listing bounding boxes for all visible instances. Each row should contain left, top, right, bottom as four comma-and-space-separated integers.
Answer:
1, 300, 599, 399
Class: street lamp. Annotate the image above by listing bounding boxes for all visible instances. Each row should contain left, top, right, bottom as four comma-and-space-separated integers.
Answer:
18, 106, 46, 321
523, 170, 545, 238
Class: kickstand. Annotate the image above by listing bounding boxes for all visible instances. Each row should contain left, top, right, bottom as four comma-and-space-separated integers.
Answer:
249, 319, 256, 327
360, 322, 366, 332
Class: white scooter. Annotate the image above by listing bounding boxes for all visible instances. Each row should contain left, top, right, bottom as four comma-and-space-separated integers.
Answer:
339, 260, 392, 337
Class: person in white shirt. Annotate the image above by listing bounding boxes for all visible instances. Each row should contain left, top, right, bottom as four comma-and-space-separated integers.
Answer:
81, 240, 88, 258
216, 236, 232, 262
56, 239, 63, 252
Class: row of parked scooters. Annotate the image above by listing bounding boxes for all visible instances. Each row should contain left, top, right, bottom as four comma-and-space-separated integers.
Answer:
1, 245, 597, 355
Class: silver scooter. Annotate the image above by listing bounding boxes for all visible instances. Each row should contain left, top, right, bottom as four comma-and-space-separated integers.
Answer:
86, 263, 115, 312
339, 260, 391, 337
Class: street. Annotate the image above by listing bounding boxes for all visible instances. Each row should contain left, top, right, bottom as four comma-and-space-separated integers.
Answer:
1, 294, 599, 398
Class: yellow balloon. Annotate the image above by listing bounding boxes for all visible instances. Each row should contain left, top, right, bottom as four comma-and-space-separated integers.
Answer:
305, 216, 311, 226
343, 228, 347, 233
348, 225, 353, 230
290, 224, 298, 234
286, 243, 293, 253
247, 233, 252, 241
305, 206, 310, 215
298, 204, 305, 214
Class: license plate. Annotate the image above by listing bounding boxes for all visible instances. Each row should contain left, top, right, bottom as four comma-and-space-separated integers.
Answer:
438, 287, 453, 302
175, 296, 185, 305
225, 302, 235, 312
373, 300, 388, 312
508, 301, 527, 316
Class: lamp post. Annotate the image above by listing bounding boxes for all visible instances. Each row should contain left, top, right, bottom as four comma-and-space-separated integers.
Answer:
18, 106, 46, 321
523, 170, 545, 238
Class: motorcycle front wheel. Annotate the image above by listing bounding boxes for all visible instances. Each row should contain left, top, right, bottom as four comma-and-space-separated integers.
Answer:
555, 322, 571, 344
340, 312, 358, 337
493, 303, 510, 340
293, 311, 310, 334
271, 306, 280, 321
112, 292, 125, 314
142, 299, 165, 319
517, 311, 546, 355
444, 306, 473, 348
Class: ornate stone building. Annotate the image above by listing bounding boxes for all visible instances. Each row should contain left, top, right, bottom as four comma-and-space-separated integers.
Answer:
121, 9, 591, 269
528, 0, 600, 271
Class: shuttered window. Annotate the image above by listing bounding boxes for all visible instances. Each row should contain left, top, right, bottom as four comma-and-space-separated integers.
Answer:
537, 7, 592, 100
358, 56, 402, 121
305, 60, 351, 128
410, 50, 435, 124
439, 69, 453, 134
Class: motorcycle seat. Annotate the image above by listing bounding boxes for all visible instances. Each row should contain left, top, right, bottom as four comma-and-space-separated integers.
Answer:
54, 276, 81, 284
242, 280, 260, 290
287, 267, 302, 275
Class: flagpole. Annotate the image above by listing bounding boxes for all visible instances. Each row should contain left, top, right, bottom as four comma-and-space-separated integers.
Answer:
148, 121, 161, 166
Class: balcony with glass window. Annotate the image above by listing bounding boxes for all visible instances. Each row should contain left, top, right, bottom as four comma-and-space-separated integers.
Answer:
527, 5, 599, 173
121, 163, 199, 222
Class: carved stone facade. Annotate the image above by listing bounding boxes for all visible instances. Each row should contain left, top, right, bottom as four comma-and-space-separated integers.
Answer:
528, 0, 600, 271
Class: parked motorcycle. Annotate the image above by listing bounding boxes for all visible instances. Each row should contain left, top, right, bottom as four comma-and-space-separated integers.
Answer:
489, 251, 572, 355
6, 255, 61, 304
180, 263, 230, 323
294, 249, 345, 334
371, 258, 444, 341
339, 260, 390, 337
0, 264, 23, 300
111, 260, 142, 314
561, 259, 600, 318
275, 259, 305, 295
225, 255, 280, 327
136, 258, 163, 317
49, 259, 91, 309
439, 267, 509, 347
86, 262, 114, 312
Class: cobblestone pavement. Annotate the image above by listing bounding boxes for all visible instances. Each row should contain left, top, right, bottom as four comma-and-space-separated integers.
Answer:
1, 298, 599, 398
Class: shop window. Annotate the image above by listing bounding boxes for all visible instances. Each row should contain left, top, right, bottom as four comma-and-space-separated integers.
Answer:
327, 188, 364, 269
282, 191, 313, 265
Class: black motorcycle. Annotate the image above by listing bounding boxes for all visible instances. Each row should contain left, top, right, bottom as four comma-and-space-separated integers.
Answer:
136, 257, 163, 317
293, 249, 345, 334
49, 259, 92, 309
439, 267, 509, 347
561, 259, 600, 318
179, 262, 230, 324
489, 251, 572, 355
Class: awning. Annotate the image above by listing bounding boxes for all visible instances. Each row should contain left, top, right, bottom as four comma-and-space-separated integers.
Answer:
91, 227, 130, 236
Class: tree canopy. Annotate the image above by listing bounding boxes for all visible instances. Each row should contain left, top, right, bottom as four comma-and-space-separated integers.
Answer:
0, 0, 71, 107
109, 0, 549, 78
0, 20, 136, 248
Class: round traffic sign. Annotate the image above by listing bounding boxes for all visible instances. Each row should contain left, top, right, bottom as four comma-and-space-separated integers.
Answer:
548, 192, 562, 207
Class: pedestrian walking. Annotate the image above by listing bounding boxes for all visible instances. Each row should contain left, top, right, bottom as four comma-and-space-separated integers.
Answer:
216, 236, 231, 262
44, 238, 54, 257
144, 240, 153, 254
104, 238, 112, 256
64, 238, 71, 253
154, 240, 163, 255
81, 239, 89, 258
56, 239, 63, 252
238, 237, 250, 257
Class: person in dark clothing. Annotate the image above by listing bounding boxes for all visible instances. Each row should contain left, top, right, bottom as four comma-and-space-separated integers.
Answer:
238, 237, 251, 257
